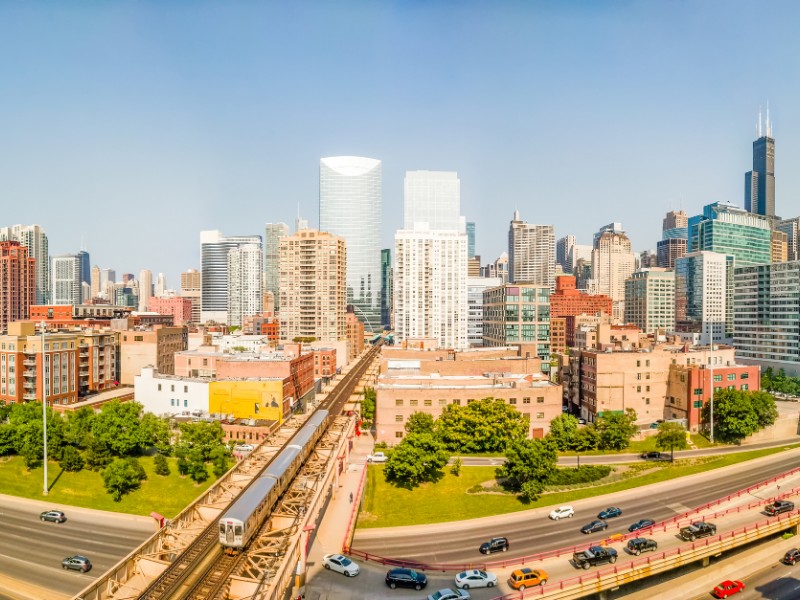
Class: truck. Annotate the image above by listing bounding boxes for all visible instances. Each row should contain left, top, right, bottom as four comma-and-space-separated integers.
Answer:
679, 521, 717, 541
367, 451, 388, 463
572, 546, 618, 569
765, 500, 795, 515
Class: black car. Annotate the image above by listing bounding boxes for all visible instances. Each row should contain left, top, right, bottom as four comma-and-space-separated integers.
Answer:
626, 537, 658, 556
580, 520, 608, 534
479, 537, 509, 554
385, 568, 428, 590
640, 451, 664, 460
598, 507, 622, 519
628, 519, 656, 532
40, 510, 67, 523
783, 548, 800, 565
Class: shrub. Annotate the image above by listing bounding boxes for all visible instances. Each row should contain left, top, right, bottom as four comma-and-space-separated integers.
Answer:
546, 465, 612, 486
60, 446, 84, 472
153, 453, 171, 476
450, 457, 462, 476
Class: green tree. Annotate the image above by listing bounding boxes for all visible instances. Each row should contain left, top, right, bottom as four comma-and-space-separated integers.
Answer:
655, 422, 688, 461
187, 449, 210, 483
702, 389, 760, 444
140, 413, 173, 455
0, 423, 15, 456
209, 445, 230, 478
84, 435, 113, 470
436, 398, 528, 453
16, 419, 44, 469
361, 387, 376, 424
750, 391, 778, 428
572, 425, 599, 451
547, 414, 579, 451
63, 407, 95, 448
179, 421, 225, 461
92, 401, 146, 456
496, 438, 558, 492
519, 479, 545, 503
102, 457, 147, 501
595, 409, 638, 451
60, 446, 85, 472
405, 412, 435, 435
153, 453, 171, 476
383, 433, 450, 487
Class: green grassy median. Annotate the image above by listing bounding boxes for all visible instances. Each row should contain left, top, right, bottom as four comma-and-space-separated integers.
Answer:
358, 444, 799, 528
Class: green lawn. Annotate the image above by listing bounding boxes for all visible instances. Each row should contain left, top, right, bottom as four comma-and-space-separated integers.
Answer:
358, 444, 798, 528
0, 455, 217, 517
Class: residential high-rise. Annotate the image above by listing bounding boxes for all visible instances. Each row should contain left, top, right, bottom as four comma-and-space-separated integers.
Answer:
403, 170, 462, 230
688, 201, 771, 266
0, 224, 49, 304
0, 242, 35, 331
51, 254, 83, 306
624, 268, 676, 334
319, 156, 382, 332
777, 217, 800, 261
227, 243, 263, 327
264, 222, 289, 310
772, 230, 788, 263
481, 252, 509, 282
381, 248, 392, 329
467, 276, 502, 347
200, 230, 261, 324
662, 210, 688, 236
90, 265, 101, 299
589, 224, 635, 320
508, 211, 555, 288
155, 273, 167, 297
745, 108, 775, 218
279, 229, 346, 342
180, 268, 201, 324
138, 270, 153, 312
657, 238, 688, 269
675, 251, 729, 344
466, 222, 476, 258
483, 283, 551, 358
556, 235, 576, 274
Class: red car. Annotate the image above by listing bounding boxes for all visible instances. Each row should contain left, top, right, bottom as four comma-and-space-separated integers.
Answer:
713, 580, 745, 598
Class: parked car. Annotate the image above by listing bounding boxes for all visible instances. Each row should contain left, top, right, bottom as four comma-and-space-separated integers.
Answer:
765, 500, 795, 515
549, 505, 575, 520
367, 451, 388, 463
427, 588, 470, 600
233, 443, 254, 452
385, 568, 428, 590
454, 569, 497, 589
580, 520, 608, 534
573, 546, 617, 569
508, 568, 548, 590
640, 451, 664, 460
628, 518, 656, 532
679, 521, 716, 541
40, 510, 66, 523
479, 537, 509, 554
626, 538, 658, 556
597, 507, 622, 519
712, 580, 745, 598
783, 548, 800, 565
321, 553, 359, 577
62, 555, 92, 572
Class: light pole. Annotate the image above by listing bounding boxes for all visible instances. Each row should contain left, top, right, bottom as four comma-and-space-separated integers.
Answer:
39, 321, 48, 496
707, 321, 714, 444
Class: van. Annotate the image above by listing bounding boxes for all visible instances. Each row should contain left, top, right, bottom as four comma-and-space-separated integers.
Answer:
508, 568, 548, 590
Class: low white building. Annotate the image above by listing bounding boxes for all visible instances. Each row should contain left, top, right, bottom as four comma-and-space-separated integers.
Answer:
134, 366, 210, 417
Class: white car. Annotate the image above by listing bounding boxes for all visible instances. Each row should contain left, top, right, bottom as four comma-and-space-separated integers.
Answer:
454, 569, 498, 589
322, 553, 360, 577
233, 444, 255, 452
367, 451, 388, 463
549, 505, 575, 520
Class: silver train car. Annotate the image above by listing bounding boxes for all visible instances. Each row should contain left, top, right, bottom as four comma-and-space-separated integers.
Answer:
219, 410, 330, 552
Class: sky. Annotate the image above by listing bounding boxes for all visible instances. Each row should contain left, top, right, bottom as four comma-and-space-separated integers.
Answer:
1, 1, 799, 287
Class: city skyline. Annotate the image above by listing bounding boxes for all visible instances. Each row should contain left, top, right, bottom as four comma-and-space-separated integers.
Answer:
1, 2, 799, 285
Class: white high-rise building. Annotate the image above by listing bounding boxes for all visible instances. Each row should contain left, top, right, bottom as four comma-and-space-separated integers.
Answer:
394, 171, 468, 350
155, 273, 167, 297
556, 235, 576, 274
676, 251, 729, 345
51, 254, 82, 305
624, 268, 676, 334
590, 224, 636, 320
0, 224, 49, 304
468, 276, 503, 347
138, 269, 153, 311
320, 156, 382, 332
508, 211, 555, 288
228, 244, 263, 327
200, 230, 262, 324
264, 223, 289, 311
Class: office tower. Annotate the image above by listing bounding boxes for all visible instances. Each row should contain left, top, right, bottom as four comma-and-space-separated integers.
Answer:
466, 222, 476, 258
557, 235, 576, 274
508, 211, 555, 288
138, 270, 153, 312
227, 244, 263, 327
481, 252, 509, 282
77, 251, 91, 287
662, 210, 688, 236
319, 156, 382, 332
264, 222, 289, 310
180, 268, 201, 324
688, 201, 771, 266
745, 108, 775, 218
295, 214, 308, 233
772, 230, 788, 263
569, 244, 592, 274
482, 283, 551, 358
0, 224, 49, 304
90, 265, 101, 299
675, 251, 728, 345
394, 171, 468, 349
776, 217, 800, 261
121, 273, 134, 284
0, 242, 35, 331
200, 230, 261, 324
638, 250, 657, 269
657, 238, 688, 269
624, 268, 676, 334
51, 254, 83, 305
590, 224, 636, 321
279, 229, 346, 342
734, 260, 800, 371
101, 269, 116, 287
467, 256, 481, 277
381, 248, 392, 329
467, 276, 502, 347
155, 273, 167, 297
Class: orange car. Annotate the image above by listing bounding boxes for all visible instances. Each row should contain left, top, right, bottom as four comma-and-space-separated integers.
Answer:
509, 568, 548, 590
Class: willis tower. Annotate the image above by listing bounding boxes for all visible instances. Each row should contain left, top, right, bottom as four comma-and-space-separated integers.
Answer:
745, 107, 775, 218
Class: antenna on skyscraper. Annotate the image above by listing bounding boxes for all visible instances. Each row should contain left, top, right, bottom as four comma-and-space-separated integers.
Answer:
766, 102, 772, 137
758, 105, 763, 138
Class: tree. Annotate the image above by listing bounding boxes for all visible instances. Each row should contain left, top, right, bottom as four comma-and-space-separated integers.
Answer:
16, 419, 44, 469
654, 422, 688, 461
436, 398, 528, 453
383, 433, 450, 487
186, 448, 210, 483
702, 389, 760, 444
63, 407, 95, 448
60, 446, 85, 472
209, 445, 230, 478
140, 413, 172, 455
102, 457, 147, 501
405, 412, 435, 435
572, 426, 599, 451
0, 423, 15, 456
84, 435, 113, 470
179, 421, 225, 461
548, 414, 579, 451
92, 401, 146, 456
750, 391, 778, 428
153, 453, 171, 476
595, 409, 638, 451
496, 438, 558, 493
361, 387, 376, 424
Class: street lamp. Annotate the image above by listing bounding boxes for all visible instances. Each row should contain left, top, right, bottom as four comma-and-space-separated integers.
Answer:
39, 321, 48, 496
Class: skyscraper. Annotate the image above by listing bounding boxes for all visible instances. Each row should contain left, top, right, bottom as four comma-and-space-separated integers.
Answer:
180, 268, 201, 324
155, 273, 167, 297
624, 268, 676, 334
556, 235, 576, 274
200, 230, 261, 324
466, 222, 476, 258
227, 243, 263, 327
138, 269, 153, 311
508, 211, 555, 288
77, 250, 91, 287
381, 248, 392, 329
90, 265, 101, 299
51, 254, 83, 305
776, 217, 800, 262
264, 222, 289, 310
0, 224, 49, 304
745, 108, 776, 218
589, 224, 635, 320
403, 170, 462, 230
676, 251, 729, 345
688, 201, 771, 266
319, 156, 382, 332
0, 241, 35, 331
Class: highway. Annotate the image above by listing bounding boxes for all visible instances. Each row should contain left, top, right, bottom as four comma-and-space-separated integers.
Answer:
688, 559, 800, 599
352, 450, 800, 565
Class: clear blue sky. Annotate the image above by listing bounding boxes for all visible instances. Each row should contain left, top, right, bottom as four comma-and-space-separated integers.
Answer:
1, 1, 798, 286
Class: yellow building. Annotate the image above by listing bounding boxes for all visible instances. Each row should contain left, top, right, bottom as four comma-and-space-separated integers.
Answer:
208, 378, 286, 422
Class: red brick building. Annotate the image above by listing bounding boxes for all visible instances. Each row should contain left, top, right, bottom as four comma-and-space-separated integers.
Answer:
0, 241, 36, 333
147, 296, 193, 326
550, 276, 612, 353
313, 347, 337, 380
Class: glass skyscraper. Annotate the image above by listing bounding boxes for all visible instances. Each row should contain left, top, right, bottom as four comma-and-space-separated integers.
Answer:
264, 222, 289, 310
687, 202, 771, 267
466, 222, 476, 258
319, 156, 382, 332
381, 248, 392, 329
745, 110, 775, 218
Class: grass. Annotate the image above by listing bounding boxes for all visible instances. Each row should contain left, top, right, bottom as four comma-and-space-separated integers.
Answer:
0, 455, 217, 517
357, 444, 799, 528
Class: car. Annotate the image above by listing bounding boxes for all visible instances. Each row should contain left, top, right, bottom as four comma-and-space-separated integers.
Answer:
549, 505, 575, 520
626, 537, 658, 556
577, 418, 587, 425
233, 443, 254, 452
628, 519, 656, 532
598, 507, 622, 519
321, 553, 359, 577
712, 580, 745, 598
385, 567, 428, 590
581, 520, 608, 534
640, 451, 664, 460
573, 546, 618, 569
765, 500, 795, 515
679, 521, 717, 541
62, 555, 92, 572
784, 548, 800, 565
40, 510, 66, 523
479, 537, 509, 554
508, 567, 548, 590
367, 451, 388, 463
454, 569, 497, 589
427, 588, 470, 600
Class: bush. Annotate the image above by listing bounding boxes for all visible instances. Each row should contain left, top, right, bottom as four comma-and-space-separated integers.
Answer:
153, 453, 171, 476
60, 446, 84, 472
519, 479, 545, 503
450, 457, 462, 476
177, 456, 189, 476
546, 465, 612, 486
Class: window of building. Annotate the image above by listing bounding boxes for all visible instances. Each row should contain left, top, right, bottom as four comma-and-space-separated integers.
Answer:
536, 396, 544, 403
395, 415, 403, 422
453, 399, 461, 406
184, 385, 188, 393
439, 399, 447, 406
646, 385, 650, 392
409, 399, 418, 407
509, 398, 517, 405
713, 374, 722, 382
645, 398, 650, 405
727, 373, 736, 381
395, 399, 403, 406
395, 431, 403, 438
636, 360, 641, 367
741, 372, 749, 380
645, 373, 650, 380
183, 399, 188, 407
424, 399, 432, 406
646, 360, 650, 367
741, 384, 749, 391
693, 400, 703, 408
134, 336, 143, 342
158, 384, 162, 391
203, 358, 208, 366
171, 385, 175, 392
637, 385, 641, 392
536, 412, 545, 419
693, 388, 703, 396
636, 373, 641, 380
522, 397, 531, 404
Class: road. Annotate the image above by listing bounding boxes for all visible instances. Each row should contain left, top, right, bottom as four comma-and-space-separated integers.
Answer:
0, 495, 154, 600
690, 560, 800, 600
353, 450, 800, 565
